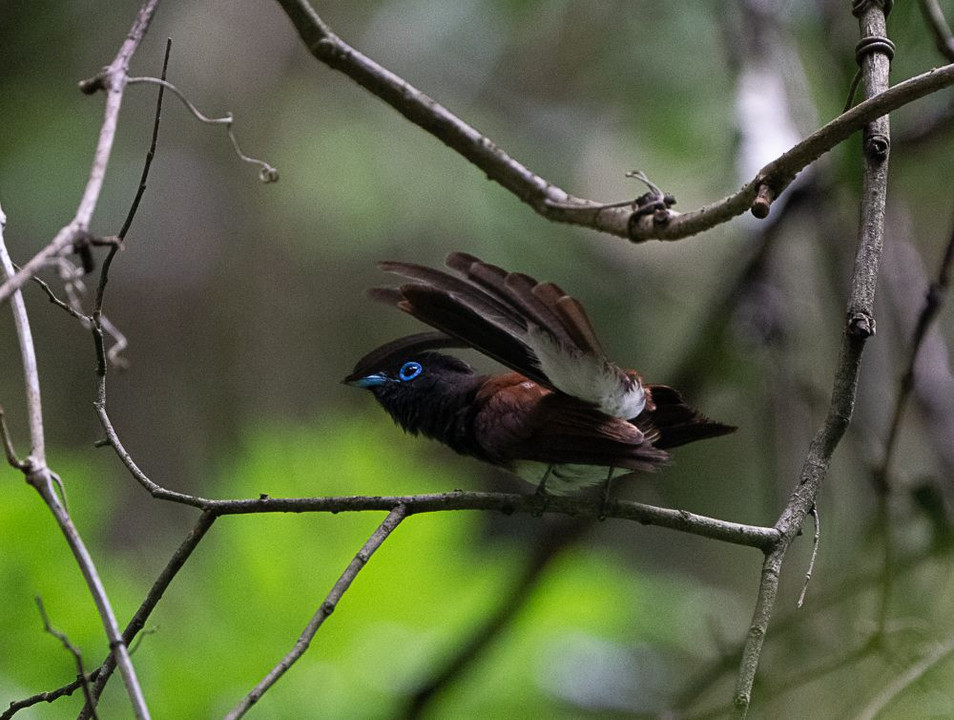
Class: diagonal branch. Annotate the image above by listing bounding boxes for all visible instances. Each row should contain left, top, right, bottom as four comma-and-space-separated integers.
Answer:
0, 0, 161, 308
875, 213, 954, 487
1, 203, 150, 718
5, 512, 216, 720
224, 506, 408, 719
731, 3, 894, 717
76, 511, 216, 719
918, 0, 954, 62
35, 597, 99, 720
853, 637, 954, 720
272, 0, 954, 242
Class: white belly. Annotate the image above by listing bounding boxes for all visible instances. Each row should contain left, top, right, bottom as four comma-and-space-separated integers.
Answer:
514, 461, 613, 495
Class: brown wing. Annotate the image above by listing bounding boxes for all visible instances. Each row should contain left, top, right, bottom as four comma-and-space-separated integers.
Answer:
472, 375, 669, 472
373, 253, 637, 415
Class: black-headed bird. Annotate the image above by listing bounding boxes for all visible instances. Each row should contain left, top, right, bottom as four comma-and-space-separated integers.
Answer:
345, 253, 734, 496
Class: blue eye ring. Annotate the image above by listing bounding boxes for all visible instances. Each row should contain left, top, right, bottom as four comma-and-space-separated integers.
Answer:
398, 361, 423, 381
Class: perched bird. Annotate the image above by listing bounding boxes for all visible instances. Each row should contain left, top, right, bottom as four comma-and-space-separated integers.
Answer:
344, 252, 735, 496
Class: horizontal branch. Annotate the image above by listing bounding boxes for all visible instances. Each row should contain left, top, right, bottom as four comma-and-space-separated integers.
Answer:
273, 0, 954, 242
193, 492, 773, 550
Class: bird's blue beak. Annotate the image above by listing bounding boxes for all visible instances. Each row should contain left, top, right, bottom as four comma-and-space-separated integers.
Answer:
344, 372, 389, 388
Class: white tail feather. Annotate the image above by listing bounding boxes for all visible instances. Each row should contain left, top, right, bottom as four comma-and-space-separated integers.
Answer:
528, 328, 645, 419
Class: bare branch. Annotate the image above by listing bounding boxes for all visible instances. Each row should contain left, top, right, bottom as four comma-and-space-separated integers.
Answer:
0, 0, 160, 308
126, 76, 278, 182
8, 513, 216, 719
94, 359, 777, 548
224, 506, 408, 719
732, 3, 894, 716
77, 511, 216, 718
94, 392, 779, 548
0, 405, 27, 470
117, 38, 172, 244
854, 637, 954, 720
1, 674, 96, 720
24, 269, 93, 324
205, 492, 778, 550
1, 202, 150, 718
272, 0, 954, 242
35, 598, 98, 720
796, 505, 820, 609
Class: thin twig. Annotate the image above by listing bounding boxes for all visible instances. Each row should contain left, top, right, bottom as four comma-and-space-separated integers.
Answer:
126, 76, 278, 182
77, 511, 216, 718
403, 517, 589, 719
224, 506, 408, 719
272, 0, 954, 242
8, 513, 215, 719
797, 505, 820, 609
0, 405, 27, 469
1, 202, 150, 719
731, 4, 893, 717
118, 39, 172, 245
35, 598, 99, 720
1, 674, 97, 720
875, 213, 954, 488
853, 637, 954, 720
24, 269, 92, 323
0, 0, 161, 308
0, 210, 44, 464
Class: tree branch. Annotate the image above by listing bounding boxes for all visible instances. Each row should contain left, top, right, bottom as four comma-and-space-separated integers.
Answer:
0, 203, 150, 718
0, 0, 160, 308
78, 512, 215, 718
94, 395, 780, 552
731, 3, 894, 717
34, 597, 98, 720
272, 0, 954, 242
224, 506, 408, 719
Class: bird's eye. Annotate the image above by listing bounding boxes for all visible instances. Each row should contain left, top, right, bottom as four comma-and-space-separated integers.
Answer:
398, 361, 423, 381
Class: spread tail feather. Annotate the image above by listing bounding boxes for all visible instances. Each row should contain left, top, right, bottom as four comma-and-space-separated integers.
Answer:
636, 385, 737, 449
373, 253, 640, 415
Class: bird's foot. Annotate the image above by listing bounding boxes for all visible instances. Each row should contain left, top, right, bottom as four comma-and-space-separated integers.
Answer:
598, 468, 616, 521
531, 484, 551, 517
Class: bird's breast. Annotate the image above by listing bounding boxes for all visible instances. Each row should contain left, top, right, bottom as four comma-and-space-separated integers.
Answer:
513, 461, 613, 494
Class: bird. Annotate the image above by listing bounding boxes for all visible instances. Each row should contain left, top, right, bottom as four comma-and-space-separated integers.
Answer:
344, 252, 735, 497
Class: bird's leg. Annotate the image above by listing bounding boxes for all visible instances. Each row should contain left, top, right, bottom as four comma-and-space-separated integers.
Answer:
532, 465, 553, 516
599, 467, 616, 521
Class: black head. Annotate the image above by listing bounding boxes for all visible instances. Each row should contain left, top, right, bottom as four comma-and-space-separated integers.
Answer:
344, 349, 477, 400
345, 333, 485, 446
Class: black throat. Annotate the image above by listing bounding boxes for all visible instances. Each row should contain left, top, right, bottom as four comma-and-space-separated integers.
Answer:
371, 359, 489, 460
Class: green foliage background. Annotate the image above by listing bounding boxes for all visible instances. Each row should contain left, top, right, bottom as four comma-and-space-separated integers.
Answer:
2, 1, 954, 718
